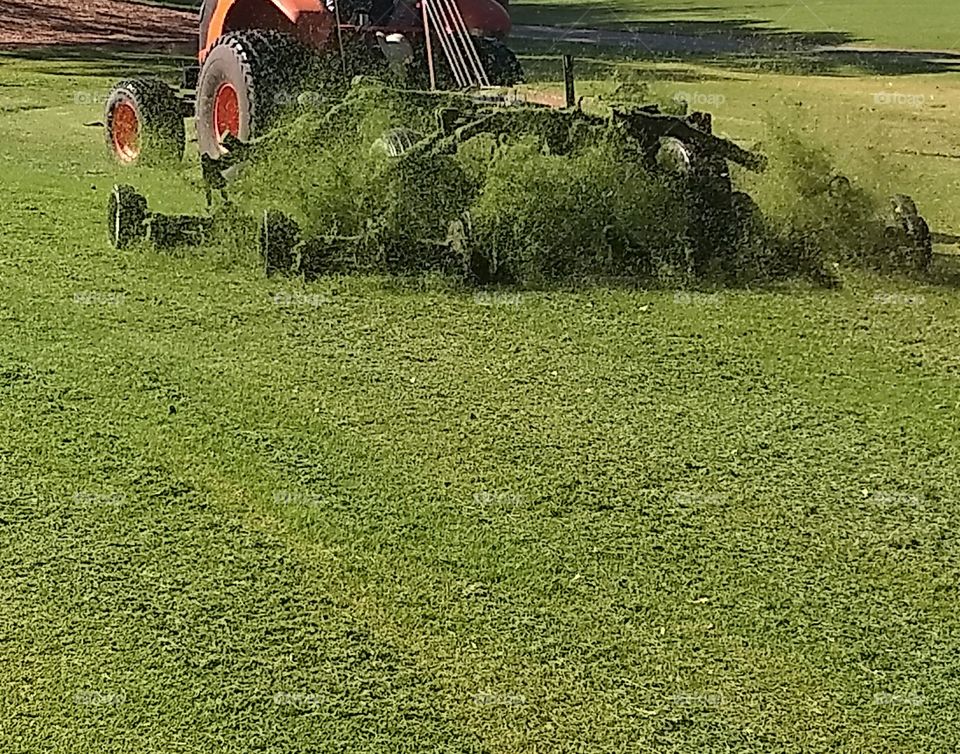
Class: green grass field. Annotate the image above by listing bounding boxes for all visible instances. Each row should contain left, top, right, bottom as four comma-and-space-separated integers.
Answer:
2, 19, 960, 753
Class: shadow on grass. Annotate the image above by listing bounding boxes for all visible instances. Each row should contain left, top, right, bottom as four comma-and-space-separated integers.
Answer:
518, 44, 960, 85
513, 9, 857, 48
510, 7, 960, 76
371, 250, 960, 297
0, 45, 193, 80
3, 0, 957, 78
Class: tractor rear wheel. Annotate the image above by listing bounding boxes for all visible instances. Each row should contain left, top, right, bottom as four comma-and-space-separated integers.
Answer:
475, 38, 524, 86
196, 30, 312, 158
104, 79, 185, 166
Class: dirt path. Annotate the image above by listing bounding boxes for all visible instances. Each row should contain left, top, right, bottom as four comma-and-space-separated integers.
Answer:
0, 0, 196, 48
513, 22, 960, 58
513, 23, 750, 54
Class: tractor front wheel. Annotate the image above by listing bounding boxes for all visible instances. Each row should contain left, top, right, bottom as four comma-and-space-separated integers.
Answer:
196, 30, 312, 158
105, 79, 185, 166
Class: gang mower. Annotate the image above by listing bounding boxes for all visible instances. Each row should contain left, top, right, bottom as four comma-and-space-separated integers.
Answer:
105, 76, 941, 284
100, 0, 943, 282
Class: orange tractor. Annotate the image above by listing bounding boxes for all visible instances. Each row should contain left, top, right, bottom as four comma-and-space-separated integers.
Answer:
104, 0, 521, 164
101, 1, 947, 276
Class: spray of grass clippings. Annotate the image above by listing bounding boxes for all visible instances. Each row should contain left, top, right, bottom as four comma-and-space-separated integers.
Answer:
222, 79, 915, 288
469, 135, 690, 284
738, 117, 910, 281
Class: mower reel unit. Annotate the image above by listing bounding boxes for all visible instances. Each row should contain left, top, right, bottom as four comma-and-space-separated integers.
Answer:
108, 184, 213, 250
100, 0, 951, 278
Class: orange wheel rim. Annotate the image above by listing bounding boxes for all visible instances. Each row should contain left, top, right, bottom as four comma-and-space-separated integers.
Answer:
214, 82, 240, 142
112, 101, 140, 163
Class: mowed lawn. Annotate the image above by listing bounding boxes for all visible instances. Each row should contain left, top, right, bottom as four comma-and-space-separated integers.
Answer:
511, 0, 960, 51
1, 53, 960, 752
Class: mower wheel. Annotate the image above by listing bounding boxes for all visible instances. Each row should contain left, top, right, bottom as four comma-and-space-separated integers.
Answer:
888, 194, 933, 271
196, 30, 312, 158
658, 137, 733, 197
259, 210, 302, 276
371, 128, 423, 158
656, 137, 695, 176
108, 184, 148, 249
104, 79, 185, 166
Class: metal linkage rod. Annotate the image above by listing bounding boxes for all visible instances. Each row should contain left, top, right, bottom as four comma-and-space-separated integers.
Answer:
426, 1, 470, 87
437, 0, 489, 86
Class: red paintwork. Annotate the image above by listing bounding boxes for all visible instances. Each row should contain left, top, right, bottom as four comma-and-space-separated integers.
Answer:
200, 0, 510, 60
202, 0, 331, 59
451, 0, 511, 38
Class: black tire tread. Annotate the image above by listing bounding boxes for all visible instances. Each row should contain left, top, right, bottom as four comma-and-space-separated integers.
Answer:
197, 30, 311, 155
105, 78, 185, 164
890, 194, 933, 271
